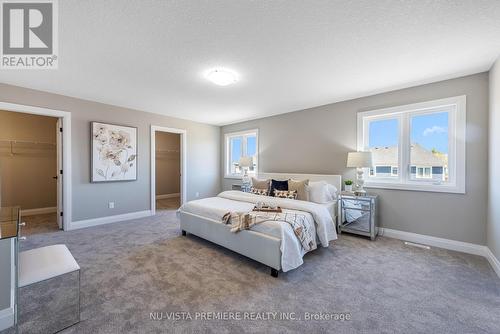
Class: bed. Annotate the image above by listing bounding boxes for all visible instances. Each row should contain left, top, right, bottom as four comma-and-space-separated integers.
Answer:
178, 173, 341, 277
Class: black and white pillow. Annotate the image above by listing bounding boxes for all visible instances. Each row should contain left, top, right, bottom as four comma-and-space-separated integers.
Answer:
273, 189, 297, 199
250, 187, 269, 196
270, 179, 288, 197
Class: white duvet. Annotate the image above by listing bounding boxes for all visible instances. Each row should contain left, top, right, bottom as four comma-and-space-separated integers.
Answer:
179, 191, 337, 272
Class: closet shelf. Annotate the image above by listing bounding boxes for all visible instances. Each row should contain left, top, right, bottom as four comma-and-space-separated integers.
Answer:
0, 139, 56, 156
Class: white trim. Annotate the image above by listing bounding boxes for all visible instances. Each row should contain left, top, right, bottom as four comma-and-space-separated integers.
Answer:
0, 306, 14, 332
379, 228, 500, 278
357, 95, 466, 194
224, 129, 259, 179
150, 126, 187, 216
0, 102, 72, 230
156, 193, 180, 199
69, 210, 152, 230
380, 228, 486, 256
484, 248, 500, 278
20, 207, 57, 216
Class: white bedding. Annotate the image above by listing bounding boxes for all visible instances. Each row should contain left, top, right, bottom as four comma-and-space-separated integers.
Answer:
179, 191, 337, 272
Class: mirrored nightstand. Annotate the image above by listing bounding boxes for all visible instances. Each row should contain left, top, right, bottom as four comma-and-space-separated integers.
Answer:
338, 193, 378, 240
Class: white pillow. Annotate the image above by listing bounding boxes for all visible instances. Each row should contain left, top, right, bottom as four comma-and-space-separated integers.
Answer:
307, 181, 330, 204
326, 184, 338, 201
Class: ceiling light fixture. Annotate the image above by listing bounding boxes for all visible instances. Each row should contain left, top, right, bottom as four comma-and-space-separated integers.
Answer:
205, 68, 238, 86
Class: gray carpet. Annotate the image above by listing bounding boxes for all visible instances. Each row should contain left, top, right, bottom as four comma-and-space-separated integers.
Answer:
4, 211, 500, 334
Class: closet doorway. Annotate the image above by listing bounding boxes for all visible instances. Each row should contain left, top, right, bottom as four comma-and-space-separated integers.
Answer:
150, 126, 186, 215
0, 110, 63, 235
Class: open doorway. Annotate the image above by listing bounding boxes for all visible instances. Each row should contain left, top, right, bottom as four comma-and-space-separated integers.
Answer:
0, 110, 63, 235
155, 131, 180, 210
150, 126, 186, 215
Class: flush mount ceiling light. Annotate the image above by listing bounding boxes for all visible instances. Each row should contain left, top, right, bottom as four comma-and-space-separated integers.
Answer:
205, 68, 238, 86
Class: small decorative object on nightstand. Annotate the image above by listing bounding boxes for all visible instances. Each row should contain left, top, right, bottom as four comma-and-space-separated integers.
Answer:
344, 179, 354, 193
338, 192, 378, 240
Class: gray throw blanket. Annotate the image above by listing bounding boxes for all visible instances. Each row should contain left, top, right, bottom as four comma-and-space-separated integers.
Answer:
222, 211, 315, 251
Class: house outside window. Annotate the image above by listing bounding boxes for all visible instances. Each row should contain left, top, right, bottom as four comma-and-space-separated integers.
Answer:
357, 96, 466, 193
224, 129, 258, 178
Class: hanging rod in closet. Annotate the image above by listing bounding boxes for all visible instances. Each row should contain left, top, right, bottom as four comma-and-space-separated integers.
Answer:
156, 149, 180, 153
0, 139, 56, 146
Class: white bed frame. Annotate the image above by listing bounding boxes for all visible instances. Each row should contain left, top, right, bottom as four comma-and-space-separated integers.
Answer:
179, 173, 342, 277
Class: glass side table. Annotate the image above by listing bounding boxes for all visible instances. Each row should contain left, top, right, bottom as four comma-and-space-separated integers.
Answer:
338, 193, 378, 240
0, 206, 22, 333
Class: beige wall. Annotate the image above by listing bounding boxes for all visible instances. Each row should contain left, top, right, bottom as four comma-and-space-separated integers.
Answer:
155, 132, 180, 195
488, 58, 500, 260
0, 110, 57, 210
222, 73, 489, 245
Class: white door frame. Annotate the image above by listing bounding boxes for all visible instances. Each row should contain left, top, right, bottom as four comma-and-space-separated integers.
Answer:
150, 125, 186, 215
0, 102, 72, 230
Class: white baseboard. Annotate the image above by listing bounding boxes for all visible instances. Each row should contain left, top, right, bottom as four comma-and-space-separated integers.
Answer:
69, 210, 152, 230
484, 248, 500, 278
379, 228, 499, 278
156, 193, 180, 200
379, 228, 487, 256
20, 206, 57, 216
0, 307, 14, 332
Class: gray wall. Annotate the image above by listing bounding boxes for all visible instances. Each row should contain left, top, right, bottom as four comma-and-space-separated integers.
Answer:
222, 73, 489, 245
0, 83, 221, 319
488, 59, 500, 260
0, 83, 221, 221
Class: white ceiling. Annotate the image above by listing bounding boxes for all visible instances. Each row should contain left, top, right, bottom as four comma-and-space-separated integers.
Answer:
1, 1, 500, 125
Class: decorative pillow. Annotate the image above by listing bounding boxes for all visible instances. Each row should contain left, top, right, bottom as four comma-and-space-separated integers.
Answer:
251, 177, 270, 191
326, 184, 339, 201
288, 179, 309, 201
273, 189, 297, 199
270, 179, 288, 196
307, 181, 330, 203
250, 187, 269, 196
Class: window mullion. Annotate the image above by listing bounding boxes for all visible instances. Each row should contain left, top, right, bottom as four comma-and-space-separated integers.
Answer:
400, 113, 410, 184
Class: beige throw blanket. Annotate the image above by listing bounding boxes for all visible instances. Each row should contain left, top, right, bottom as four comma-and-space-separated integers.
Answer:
222, 211, 315, 252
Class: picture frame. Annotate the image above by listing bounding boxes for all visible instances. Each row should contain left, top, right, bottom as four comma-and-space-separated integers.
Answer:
91, 121, 138, 182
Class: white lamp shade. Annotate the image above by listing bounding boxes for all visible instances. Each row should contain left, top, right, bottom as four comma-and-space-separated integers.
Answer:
346, 152, 373, 168
239, 156, 253, 168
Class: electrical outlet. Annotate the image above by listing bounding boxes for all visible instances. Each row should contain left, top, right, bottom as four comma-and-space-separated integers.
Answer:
108, 202, 115, 209
195, 192, 200, 198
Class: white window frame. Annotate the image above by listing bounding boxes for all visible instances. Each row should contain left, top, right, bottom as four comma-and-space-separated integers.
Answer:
224, 129, 259, 179
391, 166, 398, 176
357, 96, 466, 194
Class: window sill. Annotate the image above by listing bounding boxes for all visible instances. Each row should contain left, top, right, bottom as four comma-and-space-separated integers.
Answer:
364, 182, 465, 194
224, 175, 242, 180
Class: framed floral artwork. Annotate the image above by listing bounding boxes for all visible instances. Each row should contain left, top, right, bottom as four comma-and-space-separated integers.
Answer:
91, 122, 138, 182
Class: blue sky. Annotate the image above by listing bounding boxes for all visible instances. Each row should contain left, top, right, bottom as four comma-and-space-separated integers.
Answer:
231, 136, 257, 163
369, 112, 449, 153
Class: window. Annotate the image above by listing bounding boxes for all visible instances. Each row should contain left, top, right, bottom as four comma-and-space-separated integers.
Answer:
224, 129, 258, 178
358, 96, 466, 193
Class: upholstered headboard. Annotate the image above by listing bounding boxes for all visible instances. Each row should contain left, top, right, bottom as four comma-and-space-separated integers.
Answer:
257, 173, 342, 193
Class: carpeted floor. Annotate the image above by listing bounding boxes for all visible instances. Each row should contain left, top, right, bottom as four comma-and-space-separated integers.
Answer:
4, 210, 500, 334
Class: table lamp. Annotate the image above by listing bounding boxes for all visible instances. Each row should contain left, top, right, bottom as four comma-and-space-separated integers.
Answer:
239, 156, 253, 191
346, 151, 373, 194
